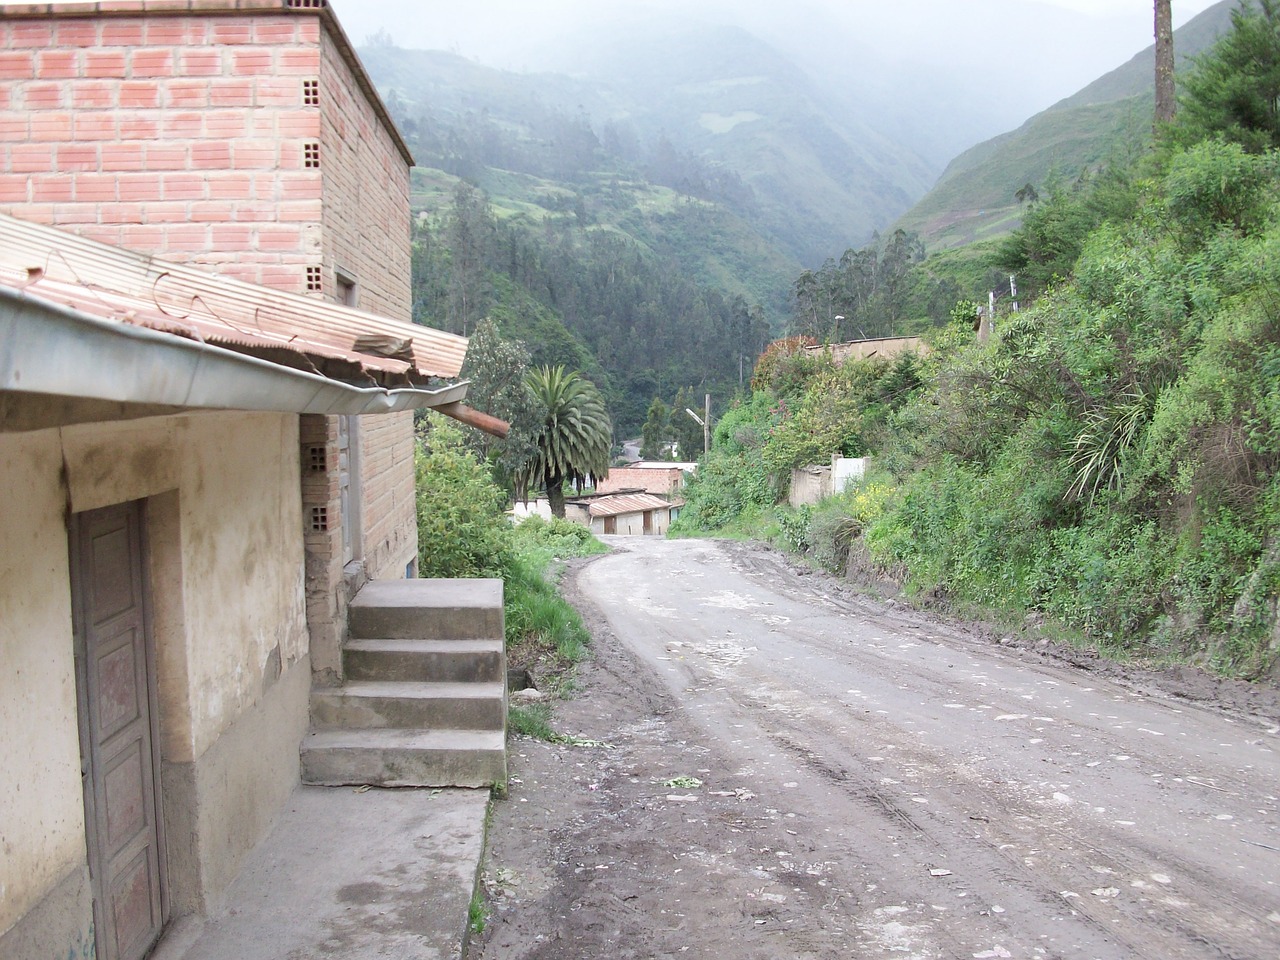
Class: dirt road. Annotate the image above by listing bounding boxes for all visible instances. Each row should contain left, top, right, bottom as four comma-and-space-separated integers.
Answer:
471, 537, 1280, 960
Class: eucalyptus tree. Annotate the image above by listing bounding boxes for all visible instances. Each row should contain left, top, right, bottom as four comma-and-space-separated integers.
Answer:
517, 366, 613, 518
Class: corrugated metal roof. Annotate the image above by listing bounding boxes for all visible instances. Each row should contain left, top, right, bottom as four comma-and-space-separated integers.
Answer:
620, 462, 698, 471
584, 493, 684, 518
0, 213, 468, 386
0, 284, 469, 421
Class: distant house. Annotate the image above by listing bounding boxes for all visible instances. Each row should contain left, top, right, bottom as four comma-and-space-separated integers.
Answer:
801, 336, 928, 364
789, 456, 868, 508
594, 462, 695, 497
565, 491, 684, 536
0, 4, 496, 959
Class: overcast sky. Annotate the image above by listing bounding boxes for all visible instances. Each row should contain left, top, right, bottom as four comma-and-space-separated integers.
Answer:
329, 0, 1224, 83
327, 1, 1218, 60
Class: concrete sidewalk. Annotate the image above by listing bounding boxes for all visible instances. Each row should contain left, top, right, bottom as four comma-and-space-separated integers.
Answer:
152, 785, 490, 960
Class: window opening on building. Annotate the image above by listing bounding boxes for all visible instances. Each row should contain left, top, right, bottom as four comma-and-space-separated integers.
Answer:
335, 266, 358, 307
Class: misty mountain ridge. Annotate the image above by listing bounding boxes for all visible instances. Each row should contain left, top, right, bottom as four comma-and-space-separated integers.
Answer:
897, 0, 1236, 247
361, 21, 936, 265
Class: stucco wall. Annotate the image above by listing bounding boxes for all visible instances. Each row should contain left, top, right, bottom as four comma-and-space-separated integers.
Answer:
0, 411, 309, 945
0, 430, 87, 942
789, 465, 833, 509
588, 509, 676, 536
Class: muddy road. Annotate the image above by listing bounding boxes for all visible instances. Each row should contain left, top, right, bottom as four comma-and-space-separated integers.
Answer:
471, 537, 1280, 960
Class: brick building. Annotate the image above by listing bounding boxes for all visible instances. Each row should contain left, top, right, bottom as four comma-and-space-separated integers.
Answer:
0, 3, 500, 959
0, 0, 420, 677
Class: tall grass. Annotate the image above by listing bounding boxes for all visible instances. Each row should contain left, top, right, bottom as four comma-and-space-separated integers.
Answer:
503, 517, 607, 679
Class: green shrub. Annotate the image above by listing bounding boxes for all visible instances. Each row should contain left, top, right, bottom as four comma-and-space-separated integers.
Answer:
512, 515, 609, 561
415, 415, 512, 579
774, 505, 812, 553
503, 549, 591, 668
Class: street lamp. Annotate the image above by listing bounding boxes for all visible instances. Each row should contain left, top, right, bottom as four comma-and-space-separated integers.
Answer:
685, 393, 711, 455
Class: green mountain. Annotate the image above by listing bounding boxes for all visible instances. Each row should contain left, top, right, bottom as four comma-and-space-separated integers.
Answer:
358, 24, 936, 268
897, 1, 1237, 249
540, 23, 937, 264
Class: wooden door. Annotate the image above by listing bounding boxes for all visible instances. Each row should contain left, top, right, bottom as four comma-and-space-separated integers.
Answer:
71, 502, 166, 960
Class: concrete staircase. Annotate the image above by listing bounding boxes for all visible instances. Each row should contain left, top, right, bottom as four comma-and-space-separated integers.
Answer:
301, 579, 507, 788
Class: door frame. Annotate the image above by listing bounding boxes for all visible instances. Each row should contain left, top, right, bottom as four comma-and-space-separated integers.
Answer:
69, 499, 169, 960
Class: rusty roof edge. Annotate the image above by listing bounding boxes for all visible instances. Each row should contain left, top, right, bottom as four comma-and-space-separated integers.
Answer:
0, 284, 469, 416
0, 212, 468, 379
0, 0, 416, 168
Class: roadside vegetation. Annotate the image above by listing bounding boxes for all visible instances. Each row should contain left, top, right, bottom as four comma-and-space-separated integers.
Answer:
672, 5, 1280, 680
414, 415, 608, 733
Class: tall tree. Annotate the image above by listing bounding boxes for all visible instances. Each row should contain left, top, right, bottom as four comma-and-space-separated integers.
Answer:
517, 366, 613, 518
455, 318, 539, 489
1155, 0, 1176, 127
640, 397, 672, 460
446, 182, 495, 335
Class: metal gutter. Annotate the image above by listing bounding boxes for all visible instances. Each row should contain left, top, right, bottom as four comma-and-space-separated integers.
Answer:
0, 285, 468, 417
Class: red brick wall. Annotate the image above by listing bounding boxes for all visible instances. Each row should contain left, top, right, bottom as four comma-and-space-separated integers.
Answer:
317, 28, 411, 320
595, 467, 686, 496
314, 27, 417, 582
355, 411, 417, 581
1, 4, 422, 663
0, 12, 324, 291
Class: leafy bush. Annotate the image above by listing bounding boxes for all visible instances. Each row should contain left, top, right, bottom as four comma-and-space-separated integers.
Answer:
504, 515, 605, 683
774, 505, 813, 553
670, 393, 779, 535
415, 415, 512, 578
512, 515, 609, 561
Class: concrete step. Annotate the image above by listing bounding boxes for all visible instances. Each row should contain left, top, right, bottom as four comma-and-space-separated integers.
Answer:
310, 681, 506, 731
349, 578, 504, 641
300, 728, 507, 788
344, 637, 505, 684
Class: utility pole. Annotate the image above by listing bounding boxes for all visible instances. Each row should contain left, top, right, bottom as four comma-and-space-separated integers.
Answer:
685, 394, 712, 456
704, 393, 710, 456
1155, 0, 1175, 128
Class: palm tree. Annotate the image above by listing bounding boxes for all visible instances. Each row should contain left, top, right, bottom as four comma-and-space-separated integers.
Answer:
517, 366, 612, 518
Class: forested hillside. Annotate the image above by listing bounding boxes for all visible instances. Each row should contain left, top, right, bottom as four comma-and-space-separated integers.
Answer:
353, 21, 990, 435
410, 178, 771, 434
674, 1, 1280, 679
359, 28, 935, 266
